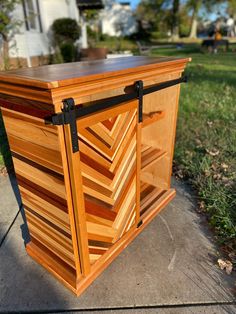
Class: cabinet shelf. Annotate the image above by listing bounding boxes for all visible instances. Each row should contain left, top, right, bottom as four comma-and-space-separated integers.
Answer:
142, 111, 165, 128
140, 182, 176, 221
141, 145, 167, 170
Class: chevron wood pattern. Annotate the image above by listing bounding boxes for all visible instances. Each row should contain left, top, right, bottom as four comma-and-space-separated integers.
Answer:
77, 104, 138, 264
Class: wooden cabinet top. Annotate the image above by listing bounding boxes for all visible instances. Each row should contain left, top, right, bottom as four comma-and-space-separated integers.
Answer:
0, 56, 190, 90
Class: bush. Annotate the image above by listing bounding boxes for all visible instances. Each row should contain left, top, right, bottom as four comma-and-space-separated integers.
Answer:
60, 42, 77, 63
52, 18, 80, 63
52, 18, 80, 43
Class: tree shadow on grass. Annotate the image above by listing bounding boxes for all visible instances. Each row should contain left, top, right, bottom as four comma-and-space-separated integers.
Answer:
186, 66, 236, 89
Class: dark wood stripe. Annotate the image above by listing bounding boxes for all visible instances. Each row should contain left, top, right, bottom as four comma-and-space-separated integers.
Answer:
26, 215, 73, 258
88, 239, 112, 249
101, 116, 117, 130
141, 190, 167, 216
80, 152, 114, 180
140, 184, 155, 201
1, 107, 57, 131
12, 152, 64, 181
82, 176, 112, 198
85, 196, 117, 221
86, 127, 111, 148
0, 95, 53, 118
16, 174, 68, 211
8, 134, 63, 174
79, 137, 112, 164
24, 205, 71, 239
89, 248, 107, 255
87, 233, 113, 243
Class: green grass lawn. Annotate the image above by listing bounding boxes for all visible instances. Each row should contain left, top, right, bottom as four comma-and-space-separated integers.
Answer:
151, 44, 236, 252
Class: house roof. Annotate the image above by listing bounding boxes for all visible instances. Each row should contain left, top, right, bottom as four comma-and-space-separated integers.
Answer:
77, 0, 104, 10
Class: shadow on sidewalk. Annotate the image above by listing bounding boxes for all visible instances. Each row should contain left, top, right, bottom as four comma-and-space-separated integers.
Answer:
0, 110, 30, 246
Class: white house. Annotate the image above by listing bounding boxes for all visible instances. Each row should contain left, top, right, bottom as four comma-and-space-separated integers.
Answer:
4, 0, 79, 68
100, 1, 137, 37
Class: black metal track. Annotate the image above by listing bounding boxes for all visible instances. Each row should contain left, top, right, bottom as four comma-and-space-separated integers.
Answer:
50, 76, 187, 153
51, 76, 187, 125
75, 76, 186, 119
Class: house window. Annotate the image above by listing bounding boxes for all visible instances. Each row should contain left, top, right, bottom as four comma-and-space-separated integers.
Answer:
23, 0, 42, 32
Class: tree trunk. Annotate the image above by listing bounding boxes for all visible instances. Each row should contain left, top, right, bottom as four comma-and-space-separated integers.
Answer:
189, 0, 202, 38
189, 16, 198, 38
171, 0, 180, 40
81, 14, 88, 49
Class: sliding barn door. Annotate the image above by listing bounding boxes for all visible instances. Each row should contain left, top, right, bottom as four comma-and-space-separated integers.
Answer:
64, 100, 139, 267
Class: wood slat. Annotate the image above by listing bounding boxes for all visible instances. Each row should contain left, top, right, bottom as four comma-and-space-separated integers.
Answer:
141, 145, 167, 170
13, 156, 66, 199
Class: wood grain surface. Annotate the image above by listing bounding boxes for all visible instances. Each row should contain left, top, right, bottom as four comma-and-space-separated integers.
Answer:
1, 106, 80, 287
0, 56, 190, 295
75, 101, 138, 264
0, 56, 190, 89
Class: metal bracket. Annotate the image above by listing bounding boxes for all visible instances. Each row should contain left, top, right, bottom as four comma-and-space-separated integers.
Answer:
52, 98, 79, 153
135, 80, 144, 123
49, 76, 187, 153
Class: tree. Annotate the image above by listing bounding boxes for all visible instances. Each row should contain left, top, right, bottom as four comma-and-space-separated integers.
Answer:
228, 0, 236, 19
188, 0, 202, 38
188, 0, 224, 38
172, 0, 180, 39
136, 0, 166, 36
52, 18, 80, 63
0, 0, 21, 67
136, 0, 183, 40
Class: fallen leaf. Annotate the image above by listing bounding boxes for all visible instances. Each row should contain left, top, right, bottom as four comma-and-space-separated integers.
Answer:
221, 176, 229, 183
206, 149, 220, 156
0, 166, 8, 176
217, 258, 233, 275
204, 170, 211, 177
195, 138, 202, 147
221, 163, 228, 170
211, 163, 217, 171
213, 173, 222, 180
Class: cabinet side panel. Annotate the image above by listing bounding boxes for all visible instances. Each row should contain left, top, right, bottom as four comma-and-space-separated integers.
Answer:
141, 72, 181, 189
1, 106, 80, 287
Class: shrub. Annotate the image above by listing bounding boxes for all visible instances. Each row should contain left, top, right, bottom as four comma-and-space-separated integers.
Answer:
52, 18, 80, 63
60, 42, 77, 63
52, 18, 80, 43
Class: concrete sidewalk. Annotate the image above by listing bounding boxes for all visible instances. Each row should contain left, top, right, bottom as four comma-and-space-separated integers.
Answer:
0, 175, 235, 314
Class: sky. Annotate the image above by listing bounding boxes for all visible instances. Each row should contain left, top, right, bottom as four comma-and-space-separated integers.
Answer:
128, 0, 228, 20
130, 0, 140, 9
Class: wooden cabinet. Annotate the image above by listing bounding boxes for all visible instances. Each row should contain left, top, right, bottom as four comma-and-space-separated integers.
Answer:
0, 56, 190, 295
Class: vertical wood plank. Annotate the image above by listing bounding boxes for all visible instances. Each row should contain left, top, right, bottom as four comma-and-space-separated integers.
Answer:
57, 126, 82, 276
63, 125, 91, 276
167, 83, 181, 188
